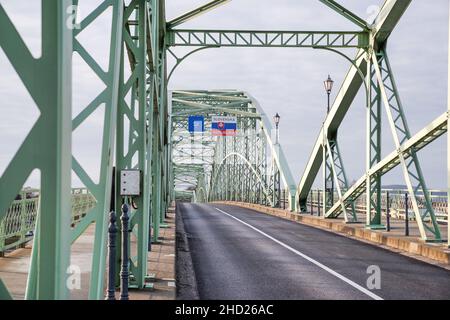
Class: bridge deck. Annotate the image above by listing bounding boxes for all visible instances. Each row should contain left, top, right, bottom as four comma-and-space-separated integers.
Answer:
181, 203, 450, 300
219, 201, 450, 267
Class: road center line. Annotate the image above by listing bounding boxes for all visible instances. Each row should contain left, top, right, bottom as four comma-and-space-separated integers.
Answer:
214, 207, 383, 301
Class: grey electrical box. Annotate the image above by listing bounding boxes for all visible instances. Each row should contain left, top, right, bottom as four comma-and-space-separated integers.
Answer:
120, 170, 141, 196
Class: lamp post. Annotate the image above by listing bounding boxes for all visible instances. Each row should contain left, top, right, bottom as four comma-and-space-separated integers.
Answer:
273, 113, 281, 207
274, 113, 280, 144
324, 75, 334, 114
323, 75, 334, 213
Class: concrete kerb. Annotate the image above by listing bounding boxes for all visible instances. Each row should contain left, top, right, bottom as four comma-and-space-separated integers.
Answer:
175, 203, 200, 300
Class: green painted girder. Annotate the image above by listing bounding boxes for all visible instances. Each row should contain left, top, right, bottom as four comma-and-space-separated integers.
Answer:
371, 50, 441, 240
0, 0, 73, 300
116, 0, 159, 290
172, 99, 260, 118
69, 0, 124, 300
318, 0, 368, 30
365, 52, 382, 227
245, 92, 297, 211
325, 112, 448, 220
167, 0, 230, 29
296, 0, 412, 211
0, 0, 168, 300
170, 90, 296, 210
166, 29, 369, 49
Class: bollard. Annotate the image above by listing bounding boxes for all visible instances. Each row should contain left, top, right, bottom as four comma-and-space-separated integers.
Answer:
105, 211, 118, 300
405, 193, 409, 236
386, 192, 390, 232
120, 203, 130, 300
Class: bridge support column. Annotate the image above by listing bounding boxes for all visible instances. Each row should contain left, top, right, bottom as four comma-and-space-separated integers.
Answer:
116, 0, 153, 289
17, 1, 74, 300
365, 50, 384, 229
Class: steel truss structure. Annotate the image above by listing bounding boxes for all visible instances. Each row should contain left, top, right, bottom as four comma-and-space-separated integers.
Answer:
1, 0, 449, 300
0, 0, 168, 300
297, 0, 447, 243
166, 0, 448, 242
170, 90, 297, 211
167, 30, 369, 49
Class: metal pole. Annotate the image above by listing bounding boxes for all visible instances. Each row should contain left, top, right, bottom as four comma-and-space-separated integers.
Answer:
322, 125, 327, 215
327, 92, 330, 114
405, 193, 409, 236
277, 171, 281, 208
317, 190, 320, 217
106, 211, 118, 300
310, 190, 313, 215
120, 203, 130, 300
276, 124, 279, 145
386, 192, 390, 232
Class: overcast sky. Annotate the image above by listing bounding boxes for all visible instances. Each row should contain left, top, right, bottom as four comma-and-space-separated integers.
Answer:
0, 0, 449, 190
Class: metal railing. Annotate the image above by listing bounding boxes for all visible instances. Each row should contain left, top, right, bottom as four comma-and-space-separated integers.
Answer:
305, 189, 448, 224
71, 188, 97, 225
0, 188, 96, 254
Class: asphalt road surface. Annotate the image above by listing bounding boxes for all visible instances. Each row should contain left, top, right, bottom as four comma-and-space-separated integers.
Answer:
179, 203, 450, 300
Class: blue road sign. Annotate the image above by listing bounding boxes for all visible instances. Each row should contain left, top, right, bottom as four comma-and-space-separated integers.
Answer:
188, 116, 205, 133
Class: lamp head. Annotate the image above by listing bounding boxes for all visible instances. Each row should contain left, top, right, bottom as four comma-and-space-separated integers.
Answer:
324, 75, 334, 94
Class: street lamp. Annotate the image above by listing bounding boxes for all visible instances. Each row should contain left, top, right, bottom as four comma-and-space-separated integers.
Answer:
274, 113, 280, 144
323, 75, 334, 212
324, 75, 334, 114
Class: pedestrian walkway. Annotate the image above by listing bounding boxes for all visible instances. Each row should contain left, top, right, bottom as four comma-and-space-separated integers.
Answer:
130, 209, 176, 300
0, 208, 176, 300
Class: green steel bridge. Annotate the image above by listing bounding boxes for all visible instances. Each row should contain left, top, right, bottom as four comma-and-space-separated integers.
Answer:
0, 0, 449, 300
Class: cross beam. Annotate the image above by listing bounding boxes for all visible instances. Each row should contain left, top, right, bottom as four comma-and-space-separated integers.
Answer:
166, 29, 369, 49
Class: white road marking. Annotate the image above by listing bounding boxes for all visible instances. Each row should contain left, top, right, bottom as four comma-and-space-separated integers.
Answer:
215, 207, 383, 301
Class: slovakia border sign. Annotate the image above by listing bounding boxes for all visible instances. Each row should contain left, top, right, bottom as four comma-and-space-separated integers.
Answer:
188, 115, 205, 133
211, 116, 237, 136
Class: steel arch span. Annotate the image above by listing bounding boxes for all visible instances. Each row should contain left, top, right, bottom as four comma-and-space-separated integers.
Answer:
170, 90, 297, 211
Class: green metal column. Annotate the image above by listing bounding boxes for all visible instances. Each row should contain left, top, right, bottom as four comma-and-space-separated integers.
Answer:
116, 0, 150, 288
67, 0, 125, 299
365, 48, 383, 229
151, 108, 161, 242
25, 1, 72, 299
372, 50, 441, 241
